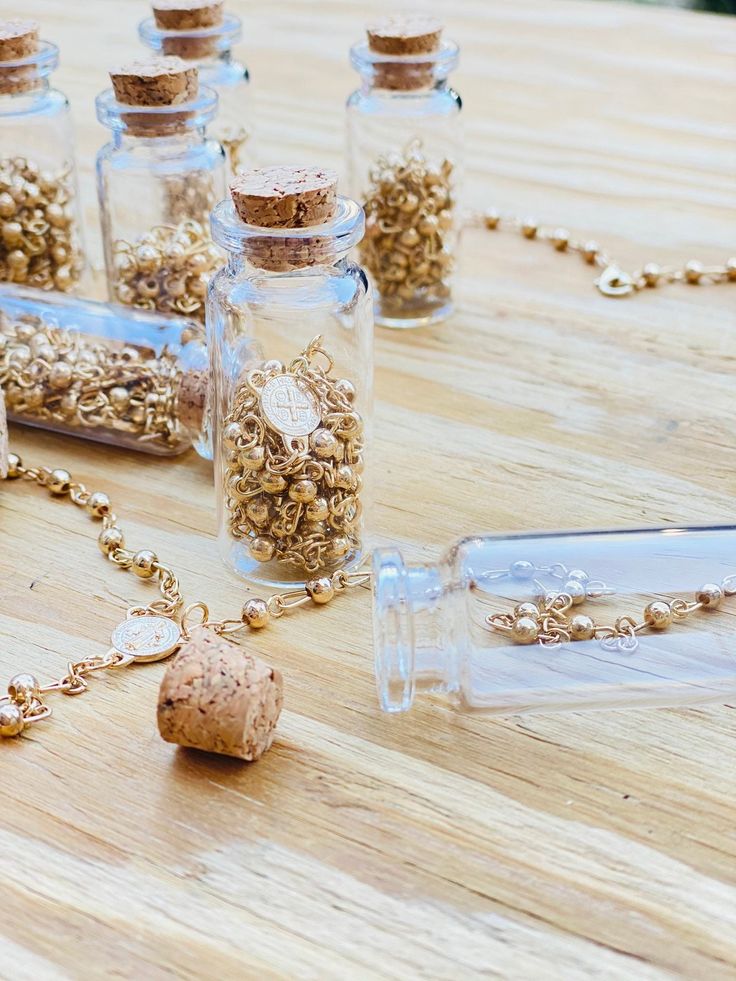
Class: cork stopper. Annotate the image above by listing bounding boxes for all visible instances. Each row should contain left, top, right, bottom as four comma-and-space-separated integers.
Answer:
157, 631, 283, 760
230, 167, 338, 229
0, 19, 39, 60
0, 19, 40, 95
152, 0, 224, 30
175, 365, 208, 435
0, 387, 8, 479
110, 56, 198, 107
366, 15, 443, 55
366, 14, 443, 91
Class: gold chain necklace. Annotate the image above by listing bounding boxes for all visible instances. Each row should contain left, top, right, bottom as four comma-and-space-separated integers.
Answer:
475, 210, 736, 297
0, 453, 369, 739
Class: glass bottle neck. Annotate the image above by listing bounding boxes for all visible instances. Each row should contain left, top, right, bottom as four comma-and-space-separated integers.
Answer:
110, 126, 207, 150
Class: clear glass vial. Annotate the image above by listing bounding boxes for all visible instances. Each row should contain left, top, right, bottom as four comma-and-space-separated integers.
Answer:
374, 527, 736, 714
0, 21, 85, 292
347, 17, 462, 328
208, 169, 373, 588
0, 282, 211, 456
139, 8, 253, 175
95, 63, 226, 325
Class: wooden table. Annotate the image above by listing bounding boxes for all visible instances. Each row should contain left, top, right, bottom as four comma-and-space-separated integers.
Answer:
2, 1, 735, 977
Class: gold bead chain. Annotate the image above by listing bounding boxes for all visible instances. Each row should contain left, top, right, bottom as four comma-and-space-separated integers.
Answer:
0, 453, 370, 739
484, 560, 736, 653
476, 210, 736, 298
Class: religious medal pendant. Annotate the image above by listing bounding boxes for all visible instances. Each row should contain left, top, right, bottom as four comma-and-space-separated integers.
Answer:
109, 610, 184, 664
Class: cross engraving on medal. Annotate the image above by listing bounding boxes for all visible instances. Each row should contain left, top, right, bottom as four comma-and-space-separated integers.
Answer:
260, 374, 321, 438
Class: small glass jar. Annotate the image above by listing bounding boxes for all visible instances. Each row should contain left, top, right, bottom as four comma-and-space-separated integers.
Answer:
208, 183, 373, 587
139, 12, 253, 176
0, 283, 211, 457
95, 75, 226, 325
347, 22, 462, 328
0, 27, 85, 293
374, 527, 736, 714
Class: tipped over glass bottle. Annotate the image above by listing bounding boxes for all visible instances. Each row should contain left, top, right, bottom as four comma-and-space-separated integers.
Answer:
139, 0, 253, 175
208, 166, 373, 590
373, 527, 736, 715
347, 15, 462, 328
0, 19, 85, 293
95, 57, 226, 325
0, 283, 211, 456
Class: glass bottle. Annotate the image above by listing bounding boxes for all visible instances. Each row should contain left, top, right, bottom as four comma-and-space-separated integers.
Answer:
0, 282, 211, 457
0, 20, 84, 292
208, 168, 373, 588
373, 527, 736, 714
139, 6, 253, 176
95, 60, 226, 325
347, 17, 462, 328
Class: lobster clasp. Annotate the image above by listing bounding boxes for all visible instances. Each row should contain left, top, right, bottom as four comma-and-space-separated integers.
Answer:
595, 265, 634, 297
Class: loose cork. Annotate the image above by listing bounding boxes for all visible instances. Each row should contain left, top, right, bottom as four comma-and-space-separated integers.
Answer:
0, 387, 8, 479
175, 366, 208, 435
230, 167, 338, 229
0, 19, 39, 95
110, 56, 198, 107
366, 14, 442, 55
0, 19, 39, 61
157, 631, 283, 761
152, 0, 224, 30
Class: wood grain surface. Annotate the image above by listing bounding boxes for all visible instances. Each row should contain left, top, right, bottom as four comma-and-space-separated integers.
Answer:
1, 1, 735, 978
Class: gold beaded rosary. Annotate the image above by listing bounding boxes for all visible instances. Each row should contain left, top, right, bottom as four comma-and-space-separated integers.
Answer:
0, 453, 369, 739
484, 560, 736, 653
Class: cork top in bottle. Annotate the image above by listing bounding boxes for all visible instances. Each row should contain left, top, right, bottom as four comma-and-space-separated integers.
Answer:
105, 57, 209, 136
365, 14, 443, 90
0, 18, 43, 95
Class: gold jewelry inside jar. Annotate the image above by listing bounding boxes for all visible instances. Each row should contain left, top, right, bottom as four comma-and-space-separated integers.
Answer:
0, 156, 83, 292
112, 219, 220, 324
0, 310, 198, 451
360, 140, 455, 318
222, 336, 364, 574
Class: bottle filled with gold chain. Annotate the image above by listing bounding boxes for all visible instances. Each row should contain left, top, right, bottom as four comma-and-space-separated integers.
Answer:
0, 19, 85, 293
0, 283, 211, 456
373, 527, 736, 714
208, 166, 373, 588
95, 57, 227, 325
347, 15, 462, 328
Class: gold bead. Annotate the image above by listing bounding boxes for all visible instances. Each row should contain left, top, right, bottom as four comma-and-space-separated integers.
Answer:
306, 577, 335, 604
335, 379, 356, 403
8, 673, 40, 706
245, 500, 271, 527
334, 465, 356, 491
0, 703, 24, 737
400, 228, 420, 248
696, 583, 722, 609
289, 479, 317, 504
260, 472, 287, 495
511, 616, 539, 644
47, 468, 71, 495
5, 452, 22, 478
99, 526, 125, 556
581, 241, 599, 264
48, 361, 73, 390
222, 421, 243, 449
510, 560, 535, 580
684, 260, 703, 284
330, 535, 351, 558
725, 257, 736, 281
249, 536, 275, 563
552, 229, 569, 251
563, 580, 586, 605
642, 262, 661, 287
484, 209, 500, 230
87, 491, 112, 519
132, 549, 158, 578
239, 445, 265, 471
241, 597, 269, 629
513, 602, 540, 619
644, 600, 672, 629
310, 428, 338, 459
569, 614, 596, 641
521, 219, 537, 240
306, 497, 329, 522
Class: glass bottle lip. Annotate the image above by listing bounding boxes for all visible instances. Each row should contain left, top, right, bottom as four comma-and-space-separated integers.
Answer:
138, 13, 242, 55
349, 38, 459, 82
209, 195, 365, 260
95, 83, 219, 133
0, 39, 59, 94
